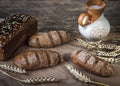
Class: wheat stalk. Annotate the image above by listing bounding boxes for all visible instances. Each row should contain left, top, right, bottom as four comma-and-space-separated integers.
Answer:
21, 77, 59, 84
97, 50, 120, 57
76, 39, 97, 49
65, 64, 109, 86
76, 38, 119, 50
77, 38, 120, 57
0, 69, 61, 84
98, 44, 117, 50
0, 64, 26, 74
97, 57, 120, 64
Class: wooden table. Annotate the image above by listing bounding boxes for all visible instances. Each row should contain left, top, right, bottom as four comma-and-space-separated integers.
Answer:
0, 33, 120, 86
0, 0, 120, 86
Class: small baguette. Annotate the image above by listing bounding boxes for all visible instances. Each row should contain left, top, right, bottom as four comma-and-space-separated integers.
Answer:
71, 50, 114, 77
28, 30, 70, 48
13, 50, 63, 70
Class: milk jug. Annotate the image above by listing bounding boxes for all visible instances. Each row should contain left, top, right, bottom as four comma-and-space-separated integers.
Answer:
78, 0, 110, 42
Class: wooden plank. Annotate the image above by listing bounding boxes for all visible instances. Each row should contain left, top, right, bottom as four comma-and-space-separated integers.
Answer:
0, 0, 120, 32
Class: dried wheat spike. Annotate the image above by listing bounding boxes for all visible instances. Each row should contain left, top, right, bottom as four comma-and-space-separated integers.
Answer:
0, 64, 26, 73
77, 38, 120, 57
77, 38, 119, 50
98, 57, 120, 64
116, 46, 120, 50
65, 64, 109, 86
0, 69, 60, 85
97, 50, 120, 57
76, 39, 96, 49
98, 44, 117, 50
21, 77, 59, 84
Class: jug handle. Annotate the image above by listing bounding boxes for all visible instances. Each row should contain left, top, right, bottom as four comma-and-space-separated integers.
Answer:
78, 13, 90, 26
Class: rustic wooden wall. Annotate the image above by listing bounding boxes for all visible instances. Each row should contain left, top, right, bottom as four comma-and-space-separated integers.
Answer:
0, 0, 120, 33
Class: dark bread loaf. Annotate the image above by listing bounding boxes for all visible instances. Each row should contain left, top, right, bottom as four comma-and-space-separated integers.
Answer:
0, 14, 37, 60
71, 50, 114, 77
28, 30, 70, 48
13, 50, 63, 70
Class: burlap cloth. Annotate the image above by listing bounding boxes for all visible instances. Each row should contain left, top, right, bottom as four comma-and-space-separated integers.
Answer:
0, 39, 120, 86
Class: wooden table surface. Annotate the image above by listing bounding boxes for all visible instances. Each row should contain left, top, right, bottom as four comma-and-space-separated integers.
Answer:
0, 0, 120, 86
0, 33, 120, 86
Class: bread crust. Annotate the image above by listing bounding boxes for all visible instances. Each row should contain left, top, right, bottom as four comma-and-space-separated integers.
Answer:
13, 50, 63, 70
0, 14, 37, 60
71, 50, 114, 77
29, 30, 70, 48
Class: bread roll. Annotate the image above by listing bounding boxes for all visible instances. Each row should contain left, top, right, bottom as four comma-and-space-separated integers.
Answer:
29, 30, 70, 48
71, 50, 114, 77
13, 50, 63, 70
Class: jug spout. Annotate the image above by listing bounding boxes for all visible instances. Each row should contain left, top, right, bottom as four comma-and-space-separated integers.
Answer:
78, 0, 106, 26
86, 0, 106, 21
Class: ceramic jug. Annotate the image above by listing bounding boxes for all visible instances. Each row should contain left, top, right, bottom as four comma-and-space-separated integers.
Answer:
78, 0, 110, 42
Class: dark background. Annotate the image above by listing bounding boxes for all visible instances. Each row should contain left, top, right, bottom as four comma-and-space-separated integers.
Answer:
0, 0, 120, 33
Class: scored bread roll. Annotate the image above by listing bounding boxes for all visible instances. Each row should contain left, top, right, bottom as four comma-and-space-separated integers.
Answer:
13, 50, 63, 70
28, 30, 70, 48
71, 50, 114, 77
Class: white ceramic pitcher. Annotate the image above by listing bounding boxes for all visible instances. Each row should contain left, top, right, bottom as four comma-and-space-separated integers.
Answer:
78, 0, 110, 42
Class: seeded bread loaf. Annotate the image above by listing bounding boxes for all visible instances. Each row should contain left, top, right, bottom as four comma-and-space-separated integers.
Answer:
0, 14, 37, 60
71, 50, 114, 77
29, 30, 70, 48
13, 50, 63, 70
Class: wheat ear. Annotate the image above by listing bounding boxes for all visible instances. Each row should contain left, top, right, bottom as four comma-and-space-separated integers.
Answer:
98, 44, 117, 50
76, 38, 97, 49
97, 49, 120, 57
0, 64, 26, 74
97, 57, 120, 64
77, 38, 119, 52
65, 64, 109, 86
21, 77, 59, 84
0, 69, 61, 84
77, 38, 120, 57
